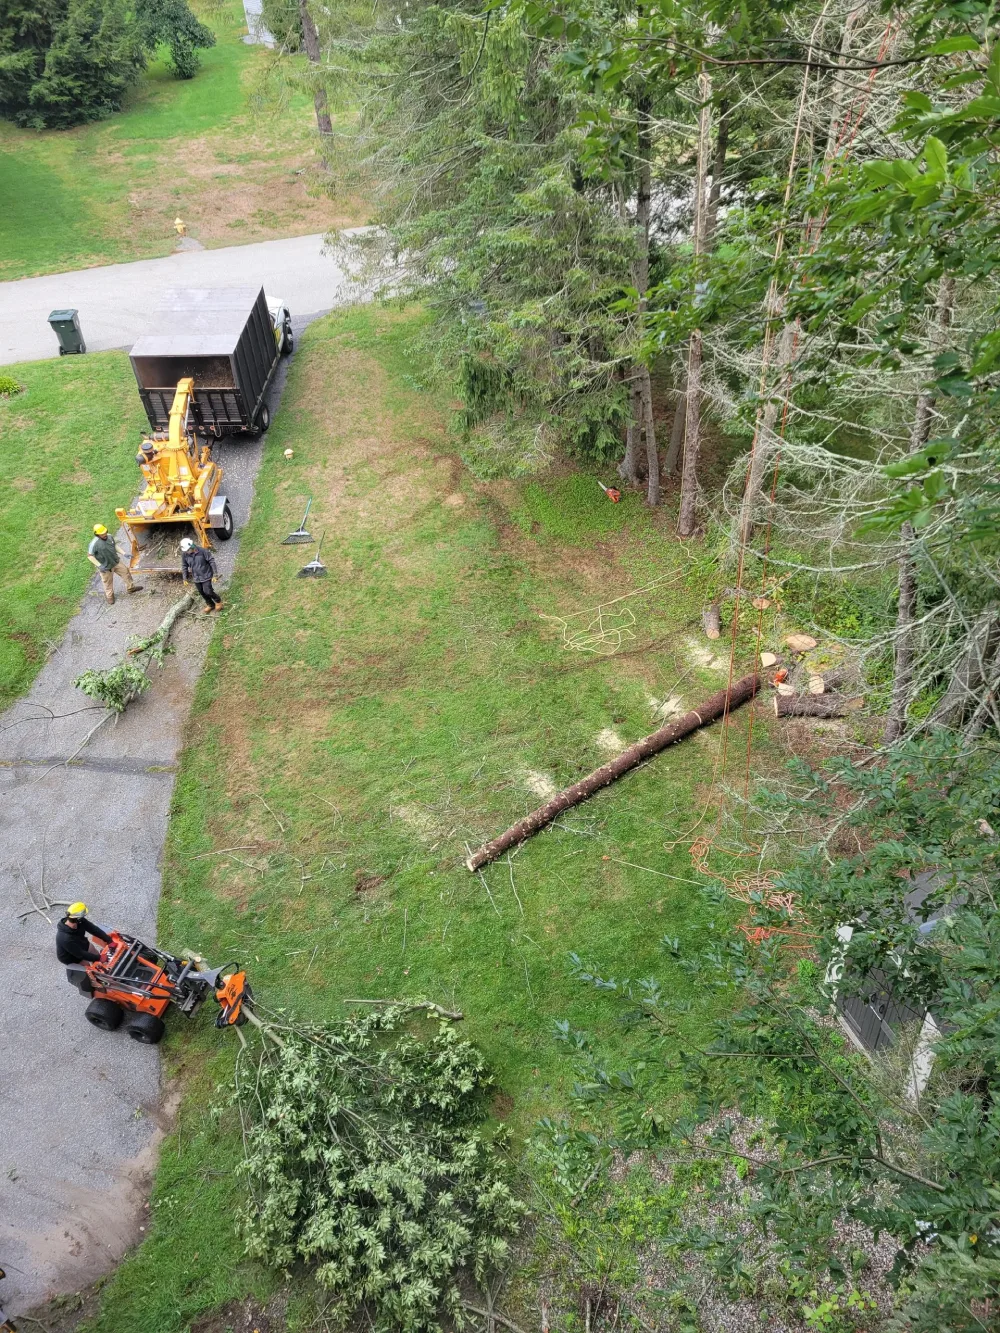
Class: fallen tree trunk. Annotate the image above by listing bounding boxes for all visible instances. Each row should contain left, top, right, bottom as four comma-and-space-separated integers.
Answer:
466, 673, 761, 871
127, 590, 195, 659
773, 692, 852, 719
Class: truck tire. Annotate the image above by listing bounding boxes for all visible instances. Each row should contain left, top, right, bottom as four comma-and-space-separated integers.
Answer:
282, 326, 294, 355
124, 1013, 165, 1045
85, 998, 124, 1031
215, 502, 234, 541
251, 403, 270, 436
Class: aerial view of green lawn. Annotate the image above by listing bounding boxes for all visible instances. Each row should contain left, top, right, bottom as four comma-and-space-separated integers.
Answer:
89, 302, 753, 1333
0, 1, 365, 281
0, 356, 145, 706
3, 1, 996, 1329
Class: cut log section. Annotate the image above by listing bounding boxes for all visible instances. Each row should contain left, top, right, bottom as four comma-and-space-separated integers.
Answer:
774, 692, 851, 718
702, 603, 721, 639
466, 674, 761, 872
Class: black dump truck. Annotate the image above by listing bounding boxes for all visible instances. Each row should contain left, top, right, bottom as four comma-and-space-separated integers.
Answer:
129, 287, 292, 439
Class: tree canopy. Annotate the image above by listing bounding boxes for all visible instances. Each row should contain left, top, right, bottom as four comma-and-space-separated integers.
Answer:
0, 0, 215, 127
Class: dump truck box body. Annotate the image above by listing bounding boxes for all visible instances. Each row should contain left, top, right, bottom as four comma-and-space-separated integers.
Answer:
130, 287, 278, 437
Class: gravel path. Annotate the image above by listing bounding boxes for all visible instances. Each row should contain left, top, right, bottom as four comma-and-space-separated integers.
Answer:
0, 316, 313, 1312
0, 231, 358, 365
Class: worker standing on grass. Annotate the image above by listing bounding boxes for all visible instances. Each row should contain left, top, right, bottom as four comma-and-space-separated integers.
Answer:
55, 902, 112, 965
88, 523, 142, 605
180, 537, 223, 613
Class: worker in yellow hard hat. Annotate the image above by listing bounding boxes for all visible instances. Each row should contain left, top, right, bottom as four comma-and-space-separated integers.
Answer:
56, 902, 112, 967
87, 523, 142, 606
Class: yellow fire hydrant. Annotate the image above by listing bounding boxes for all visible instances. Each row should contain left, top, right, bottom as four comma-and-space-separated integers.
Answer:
174, 217, 187, 237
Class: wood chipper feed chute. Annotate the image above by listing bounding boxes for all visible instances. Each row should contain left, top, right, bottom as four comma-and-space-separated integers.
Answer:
116, 376, 233, 572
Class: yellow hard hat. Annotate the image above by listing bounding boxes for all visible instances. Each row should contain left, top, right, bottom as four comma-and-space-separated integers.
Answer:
67, 901, 88, 917
93, 523, 108, 535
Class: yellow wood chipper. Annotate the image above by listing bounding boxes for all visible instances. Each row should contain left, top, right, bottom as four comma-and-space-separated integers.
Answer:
115, 376, 233, 570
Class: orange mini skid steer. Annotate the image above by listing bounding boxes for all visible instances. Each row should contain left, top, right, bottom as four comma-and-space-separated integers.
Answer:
65, 930, 251, 1045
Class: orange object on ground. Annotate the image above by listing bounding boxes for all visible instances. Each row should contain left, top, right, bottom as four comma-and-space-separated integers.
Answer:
597, 481, 622, 502
772, 667, 788, 683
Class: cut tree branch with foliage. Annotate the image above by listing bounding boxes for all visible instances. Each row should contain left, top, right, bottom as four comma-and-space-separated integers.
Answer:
74, 591, 194, 713
235, 1002, 526, 1333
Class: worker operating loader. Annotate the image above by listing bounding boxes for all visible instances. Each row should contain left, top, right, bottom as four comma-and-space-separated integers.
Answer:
56, 907, 254, 1044
56, 902, 112, 966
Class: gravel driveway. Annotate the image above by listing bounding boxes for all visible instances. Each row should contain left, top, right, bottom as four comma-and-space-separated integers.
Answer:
0, 313, 313, 1313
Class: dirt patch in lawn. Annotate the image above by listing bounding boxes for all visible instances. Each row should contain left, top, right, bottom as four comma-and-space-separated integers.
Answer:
189, 1296, 288, 1333
125, 132, 368, 249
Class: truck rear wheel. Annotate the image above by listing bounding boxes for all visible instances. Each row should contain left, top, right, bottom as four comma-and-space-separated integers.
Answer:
124, 1013, 165, 1045
251, 403, 270, 436
215, 502, 234, 541
85, 998, 124, 1031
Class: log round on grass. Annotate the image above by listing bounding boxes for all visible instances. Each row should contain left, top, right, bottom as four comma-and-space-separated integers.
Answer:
466, 674, 761, 871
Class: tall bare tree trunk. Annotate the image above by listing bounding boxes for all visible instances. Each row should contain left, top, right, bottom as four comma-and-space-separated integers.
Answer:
705, 99, 729, 244
883, 523, 918, 743
885, 276, 955, 742
934, 614, 1000, 730
678, 331, 702, 534
630, 94, 660, 505
667, 104, 724, 488
737, 316, 797, 547
664, 387, 686, 475
299, 0, 333, 148
641, 366, 659, 505
677, 69, 712, 537
734, 10, 868, 551
619, 378, 644, 485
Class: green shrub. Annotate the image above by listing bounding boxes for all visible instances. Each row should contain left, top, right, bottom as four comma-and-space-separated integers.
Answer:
0, 375, 23, 398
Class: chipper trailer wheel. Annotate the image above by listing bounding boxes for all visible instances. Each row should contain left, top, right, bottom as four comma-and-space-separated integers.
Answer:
251, 403, 270, 436
215, 501, 234, 541
124, 1013, 166, 1045
85, 998, 124, 1031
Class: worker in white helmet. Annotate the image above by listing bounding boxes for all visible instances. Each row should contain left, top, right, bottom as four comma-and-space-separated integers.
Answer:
180, 537, 223, 613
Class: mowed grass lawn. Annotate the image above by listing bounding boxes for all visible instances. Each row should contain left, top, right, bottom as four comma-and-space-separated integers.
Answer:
0, 1, 365, 281
0, 356, 146, 707
89, 305, 760, 1332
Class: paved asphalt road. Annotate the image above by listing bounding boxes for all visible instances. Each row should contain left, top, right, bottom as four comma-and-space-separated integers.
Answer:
0, 231, 358, 365
0, 329, 305, 1312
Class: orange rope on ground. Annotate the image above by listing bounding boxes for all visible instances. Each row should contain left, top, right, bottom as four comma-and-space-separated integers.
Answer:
689, 838, 816, 947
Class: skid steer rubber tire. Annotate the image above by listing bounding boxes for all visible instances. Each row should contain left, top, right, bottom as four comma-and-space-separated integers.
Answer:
124, 1013, 165, 1045
85, 998, 124, 1031
215, 502, 234, 541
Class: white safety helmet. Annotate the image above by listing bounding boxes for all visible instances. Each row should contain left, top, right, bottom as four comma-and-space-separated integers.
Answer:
179, 537, 195, 552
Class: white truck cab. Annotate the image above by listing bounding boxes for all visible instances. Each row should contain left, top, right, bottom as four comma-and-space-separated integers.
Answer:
266, 296, 294, 355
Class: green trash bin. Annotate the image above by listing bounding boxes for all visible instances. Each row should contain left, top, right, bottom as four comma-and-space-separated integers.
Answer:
48, 308, 86, 355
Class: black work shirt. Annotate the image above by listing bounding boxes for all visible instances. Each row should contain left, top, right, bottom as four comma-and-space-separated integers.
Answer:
56, 915, 112, 965
181, 547, 218, 583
